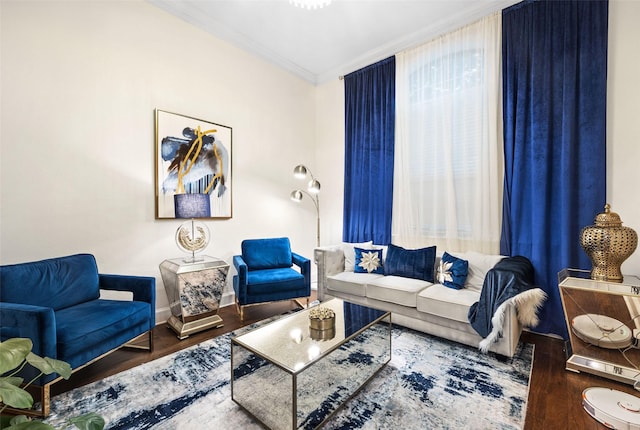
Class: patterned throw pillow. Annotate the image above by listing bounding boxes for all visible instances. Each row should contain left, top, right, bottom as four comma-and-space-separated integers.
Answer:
384, 244, 436, 282
354, 247, 384, 274
342, 241, 373, 272
437, 252, 469, 290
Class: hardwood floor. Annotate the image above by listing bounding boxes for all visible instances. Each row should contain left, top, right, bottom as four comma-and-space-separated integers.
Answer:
51, 294, 638, 429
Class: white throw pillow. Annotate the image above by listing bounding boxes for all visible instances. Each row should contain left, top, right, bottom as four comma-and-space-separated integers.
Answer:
342, 241, 373, 272
450, 251, 505, 292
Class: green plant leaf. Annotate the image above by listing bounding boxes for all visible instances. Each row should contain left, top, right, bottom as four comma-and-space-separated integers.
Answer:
25, 354, 72, 379
0, 379, 33, 408
6, 418, 56, 429
1, 415, 15, 428
0, 339, 32, 374
1, 376, 25, 387
68, 412, 105, 430
9, 415, 31, 426
8, 414, 30, 425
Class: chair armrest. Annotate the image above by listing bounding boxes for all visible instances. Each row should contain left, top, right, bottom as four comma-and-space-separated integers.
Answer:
233, 255, 248, 303
99, 274, 156, 327
292, 252, 311, 290
314, 246, 345, 301
99, 274, 155, 303
233, 255, 248, 279
0, 302, 57, 359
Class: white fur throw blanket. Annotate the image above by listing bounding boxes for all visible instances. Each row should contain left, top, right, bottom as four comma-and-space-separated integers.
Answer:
467, 255, 547, 353
478, 287, 547, 353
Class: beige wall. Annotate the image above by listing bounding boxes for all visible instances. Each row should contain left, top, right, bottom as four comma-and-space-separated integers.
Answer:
0, 0, 318, 321
2, 0, 639, 324
607, 0, 640, 277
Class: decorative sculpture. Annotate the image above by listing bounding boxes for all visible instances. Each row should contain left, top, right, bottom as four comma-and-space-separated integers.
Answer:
580, 204, 638, 282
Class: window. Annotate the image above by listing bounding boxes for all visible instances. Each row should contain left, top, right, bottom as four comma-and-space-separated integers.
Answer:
393, 13, 502, 253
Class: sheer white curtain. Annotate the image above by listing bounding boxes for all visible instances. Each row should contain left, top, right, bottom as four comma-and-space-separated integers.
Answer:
393, 12, 503, 253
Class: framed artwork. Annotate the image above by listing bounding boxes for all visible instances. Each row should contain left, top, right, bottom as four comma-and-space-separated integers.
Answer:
155, 109, 232, 219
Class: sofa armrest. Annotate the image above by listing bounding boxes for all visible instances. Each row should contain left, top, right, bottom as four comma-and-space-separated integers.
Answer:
469, 255, 536, 343
291, 252, 311, 290
99, 274, 156, 326
314, 245, 345, 301
0, 302, 57, 359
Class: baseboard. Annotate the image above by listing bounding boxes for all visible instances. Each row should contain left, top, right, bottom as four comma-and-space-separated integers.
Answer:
219, 291, 235, 307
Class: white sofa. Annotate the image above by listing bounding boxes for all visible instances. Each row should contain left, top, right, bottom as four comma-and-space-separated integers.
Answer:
314, 243, 524, 357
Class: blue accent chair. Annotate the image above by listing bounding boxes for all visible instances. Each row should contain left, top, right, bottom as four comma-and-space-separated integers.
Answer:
0, 253, 155, 416
233, 237, 310, 320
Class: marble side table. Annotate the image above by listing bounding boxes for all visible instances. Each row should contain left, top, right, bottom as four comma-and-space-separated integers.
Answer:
159, 256, 229, 339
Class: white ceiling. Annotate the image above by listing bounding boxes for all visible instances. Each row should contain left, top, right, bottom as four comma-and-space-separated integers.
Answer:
147, 0, 519, 85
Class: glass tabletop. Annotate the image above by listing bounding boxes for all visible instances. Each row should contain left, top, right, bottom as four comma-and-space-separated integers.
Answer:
559, 268, 640, 295
231, 298, 388, 373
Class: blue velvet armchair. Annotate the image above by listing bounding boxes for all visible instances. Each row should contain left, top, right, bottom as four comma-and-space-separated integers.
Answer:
233, 237, 311, 320
0, 253, 155, 416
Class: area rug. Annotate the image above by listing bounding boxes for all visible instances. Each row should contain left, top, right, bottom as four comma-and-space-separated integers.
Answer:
43, 320, 533, 430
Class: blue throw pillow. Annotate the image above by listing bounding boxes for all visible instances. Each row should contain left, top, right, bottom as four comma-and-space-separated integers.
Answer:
437, 252, 469, 290
354, 247, 384, 274
384, 244, 436, 282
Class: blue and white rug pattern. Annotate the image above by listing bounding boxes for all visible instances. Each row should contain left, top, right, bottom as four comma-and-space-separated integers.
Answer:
44, 321, 533, 430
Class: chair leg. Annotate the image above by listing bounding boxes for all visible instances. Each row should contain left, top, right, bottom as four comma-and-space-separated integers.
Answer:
124, 330, 154, 352
293, 298, 310, 310
236, 301, 244, 321
41, 384, 50, 417
7, 384, 51, 417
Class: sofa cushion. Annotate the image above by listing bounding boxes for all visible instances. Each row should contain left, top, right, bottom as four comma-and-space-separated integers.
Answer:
0, 254, 100, 311
342, 241, 373, 272
55, 299, 151, 368
437, 252, 469, 290
384, 244, 436, 282
246, 267, 305, 295
354, 247, 384, 274
449, 251, 504, 292
417, 283, 480, 323
241, 237, 292, 270
327, 271, 382, 297
367, 275, 432, 307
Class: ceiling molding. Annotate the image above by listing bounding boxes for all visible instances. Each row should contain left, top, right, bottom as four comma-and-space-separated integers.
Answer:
148, 0, 519, 86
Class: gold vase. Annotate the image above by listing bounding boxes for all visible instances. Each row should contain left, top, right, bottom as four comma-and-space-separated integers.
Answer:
580, 204, 638, 282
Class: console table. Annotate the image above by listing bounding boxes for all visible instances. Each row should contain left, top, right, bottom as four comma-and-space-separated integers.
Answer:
159, 256, 229, 339
559, 268, 640, 386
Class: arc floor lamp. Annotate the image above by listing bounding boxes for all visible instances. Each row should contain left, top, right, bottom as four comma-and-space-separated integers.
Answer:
290, 164, 320, 246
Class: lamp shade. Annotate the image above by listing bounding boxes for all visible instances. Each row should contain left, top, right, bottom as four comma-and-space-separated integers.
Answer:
290, 164, 321, 246
174, 193, 211, 219
290, 190, 303, 202
308, 179, 321, 194
293, 165, 308, 179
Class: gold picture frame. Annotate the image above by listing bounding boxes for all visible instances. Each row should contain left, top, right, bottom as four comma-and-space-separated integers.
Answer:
155, 109, 232, 219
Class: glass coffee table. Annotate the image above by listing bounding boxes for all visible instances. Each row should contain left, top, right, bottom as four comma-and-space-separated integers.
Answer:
231, 298, 391, 430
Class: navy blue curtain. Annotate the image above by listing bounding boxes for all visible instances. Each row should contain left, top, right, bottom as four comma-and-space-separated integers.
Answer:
343, 56, 395, 245
501, 0, 608, 338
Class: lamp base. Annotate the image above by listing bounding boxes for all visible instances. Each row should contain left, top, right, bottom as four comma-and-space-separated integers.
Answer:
182, 255, 205, 264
